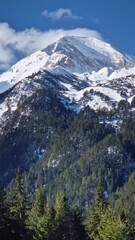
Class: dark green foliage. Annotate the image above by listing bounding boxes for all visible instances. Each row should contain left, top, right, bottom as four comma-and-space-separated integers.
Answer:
111, 171, 135, 224
98, 207, 124, 240
86, 180, 108, 239
54, 193, 72, 240
120, 116, 135, 156
86, 181, 129, 240
0, 88, 73, 186
27, 189, 50, 240
0, 175, 134, 239
0, 188, 11, 240
0, 82, 135, 239
1, 85, 135, 211
71, 206, 86, 240
14, 107, 134, 210
9, 169, 31, 240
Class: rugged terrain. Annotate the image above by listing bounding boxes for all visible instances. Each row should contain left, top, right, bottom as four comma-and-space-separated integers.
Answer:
0, 35, 135, 207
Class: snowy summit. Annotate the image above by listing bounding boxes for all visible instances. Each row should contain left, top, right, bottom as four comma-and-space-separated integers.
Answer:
0, 35, 135, 118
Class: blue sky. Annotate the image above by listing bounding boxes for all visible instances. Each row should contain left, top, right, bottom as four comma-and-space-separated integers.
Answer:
0, 0, 135, 71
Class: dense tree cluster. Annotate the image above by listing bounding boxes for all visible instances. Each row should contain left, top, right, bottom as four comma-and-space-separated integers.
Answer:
2, 92, 135, 213
1, 171, 135, 239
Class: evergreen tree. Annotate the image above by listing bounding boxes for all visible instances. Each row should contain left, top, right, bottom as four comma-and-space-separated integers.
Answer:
28, 189, 56, 240
71, 205, 86, 240
98, 206, 124, 240
54, 192, 72, 240
9, 169, 30, 240
86, 180, 108, 240
27, 189, 44, 240
38, 205, 56, 240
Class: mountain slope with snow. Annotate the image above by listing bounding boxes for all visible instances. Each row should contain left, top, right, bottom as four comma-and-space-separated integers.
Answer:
1, 35, 135, 193
0, 35, 134, 93
45, 36, 133, 73
0, 35, 135, 124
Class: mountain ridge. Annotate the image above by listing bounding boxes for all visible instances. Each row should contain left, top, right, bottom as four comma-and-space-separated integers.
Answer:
0, 35, 135, 197
0, 35, 135, 119
0, 35, 134, 92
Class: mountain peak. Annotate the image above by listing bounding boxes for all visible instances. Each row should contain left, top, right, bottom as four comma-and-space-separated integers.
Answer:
0, 35, 134, 95
43, 35, 134, 75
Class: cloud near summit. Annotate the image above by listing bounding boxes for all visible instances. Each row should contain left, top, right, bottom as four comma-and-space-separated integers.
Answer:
0, 22, 102, 71
42, 8, 82, 20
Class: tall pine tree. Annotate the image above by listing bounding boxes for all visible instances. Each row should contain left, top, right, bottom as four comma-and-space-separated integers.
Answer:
9, 169, 30, 240
27, 189, 44, 240
86, 180, 108, 240
54, 192, 72, 240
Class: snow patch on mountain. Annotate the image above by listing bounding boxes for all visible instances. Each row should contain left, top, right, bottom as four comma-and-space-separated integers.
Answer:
61, 84, 125, 111
109, 66, 135, 80
0, 51, 49, 93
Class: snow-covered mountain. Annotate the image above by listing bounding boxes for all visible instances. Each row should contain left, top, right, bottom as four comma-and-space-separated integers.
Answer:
0, 35, 135, 124
0, 36, 133, 88
1, 35, 135, 188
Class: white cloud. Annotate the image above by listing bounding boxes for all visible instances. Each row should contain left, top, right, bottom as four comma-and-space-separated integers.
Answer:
0, 22, 102, 71
42, 8, 82, 20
